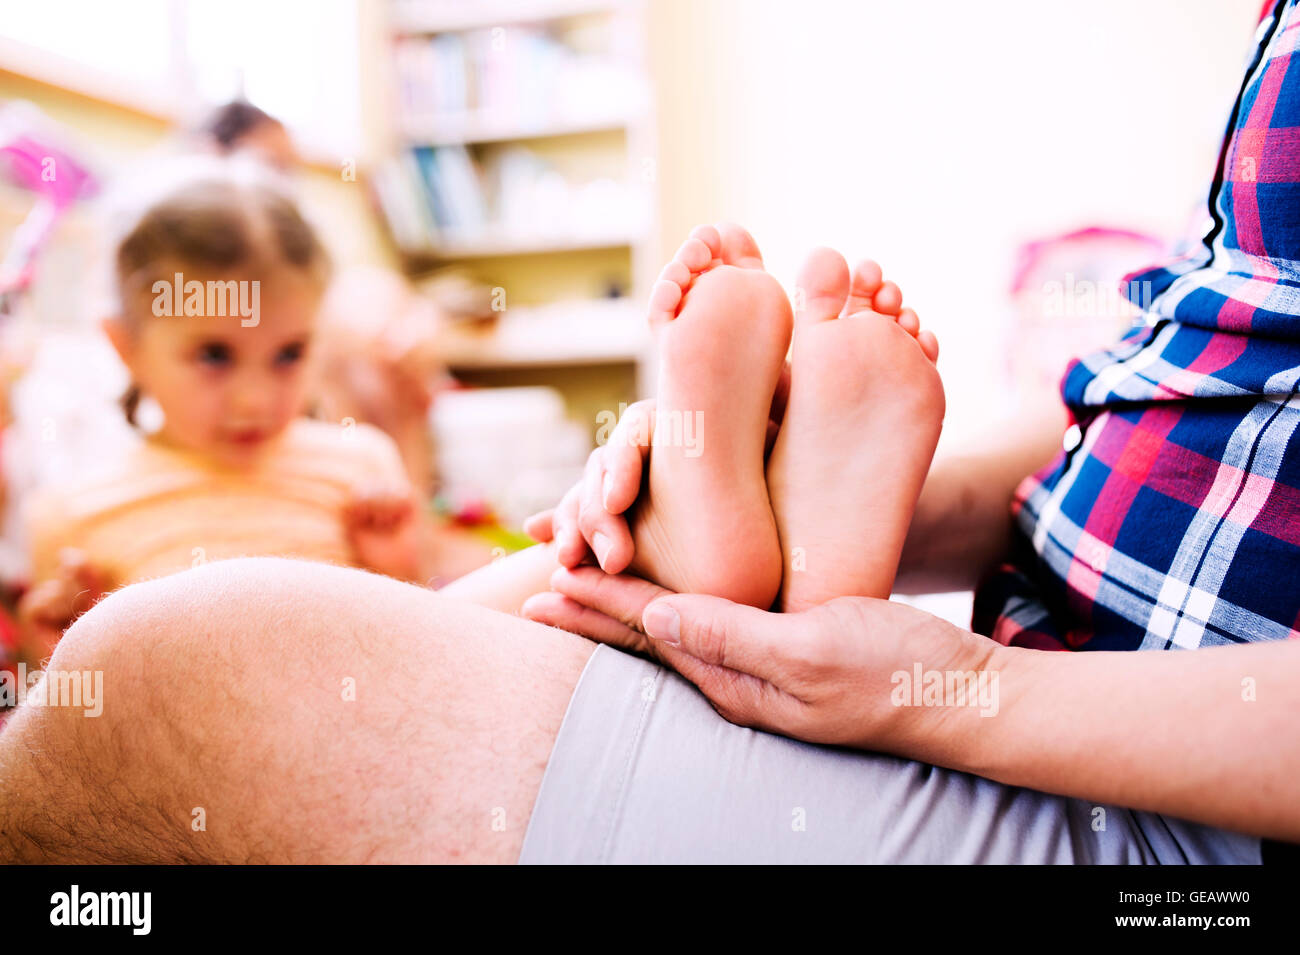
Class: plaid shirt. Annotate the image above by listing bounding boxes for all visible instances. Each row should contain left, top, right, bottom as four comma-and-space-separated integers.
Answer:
973, 0, 1300, 652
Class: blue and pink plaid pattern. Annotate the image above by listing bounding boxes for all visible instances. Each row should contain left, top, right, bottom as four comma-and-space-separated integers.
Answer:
973, 0, 1300, 651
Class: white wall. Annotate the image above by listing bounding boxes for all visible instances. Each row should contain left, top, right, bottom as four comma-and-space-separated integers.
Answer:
649, 0, 1263, 442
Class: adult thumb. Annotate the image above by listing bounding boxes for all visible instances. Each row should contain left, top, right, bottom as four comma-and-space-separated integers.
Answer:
642, 594, 789, 681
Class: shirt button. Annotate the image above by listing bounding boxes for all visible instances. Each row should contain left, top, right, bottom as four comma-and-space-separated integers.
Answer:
1063, 423, 1082, 453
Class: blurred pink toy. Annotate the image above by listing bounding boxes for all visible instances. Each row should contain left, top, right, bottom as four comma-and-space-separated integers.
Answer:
0, 102, 98, 317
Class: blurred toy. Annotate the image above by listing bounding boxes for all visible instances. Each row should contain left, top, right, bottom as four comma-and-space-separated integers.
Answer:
0, 102, 98, 320
1007, 227, 1166, 402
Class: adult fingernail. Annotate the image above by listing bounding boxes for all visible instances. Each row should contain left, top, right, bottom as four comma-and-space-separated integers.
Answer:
643, 601, 680, 645
592, 532, 612, 569
602, 473, 614, 511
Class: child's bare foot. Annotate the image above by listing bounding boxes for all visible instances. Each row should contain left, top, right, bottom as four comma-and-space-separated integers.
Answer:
625, 225, 789, 608
767, 247, 944, 612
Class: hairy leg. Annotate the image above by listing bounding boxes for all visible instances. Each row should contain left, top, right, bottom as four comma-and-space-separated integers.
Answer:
0, 557, 593, 863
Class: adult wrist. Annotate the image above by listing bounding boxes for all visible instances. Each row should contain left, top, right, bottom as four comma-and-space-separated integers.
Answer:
956, 641, 1048, 782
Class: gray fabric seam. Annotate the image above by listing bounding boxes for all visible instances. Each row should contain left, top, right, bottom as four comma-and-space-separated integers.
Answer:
596, 664, 663, 863
515, 642, 606, 863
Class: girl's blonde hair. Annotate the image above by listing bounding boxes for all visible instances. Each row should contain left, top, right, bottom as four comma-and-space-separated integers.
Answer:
110, 160, 330, 424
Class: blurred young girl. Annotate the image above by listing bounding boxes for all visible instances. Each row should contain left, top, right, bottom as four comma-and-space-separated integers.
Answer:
17, 162, 421, 662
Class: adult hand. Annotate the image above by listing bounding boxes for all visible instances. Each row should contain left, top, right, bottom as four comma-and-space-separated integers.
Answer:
522, 368, 791, 572
521, 565, 1005, 755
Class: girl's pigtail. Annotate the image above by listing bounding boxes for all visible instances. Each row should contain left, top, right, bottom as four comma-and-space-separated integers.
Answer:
120, 383, 141, 429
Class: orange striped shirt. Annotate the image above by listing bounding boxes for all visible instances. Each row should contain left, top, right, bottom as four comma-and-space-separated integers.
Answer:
27, 419, 410, 588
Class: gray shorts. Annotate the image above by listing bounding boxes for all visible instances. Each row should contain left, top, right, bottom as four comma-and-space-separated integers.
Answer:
518, 645, 1261, 864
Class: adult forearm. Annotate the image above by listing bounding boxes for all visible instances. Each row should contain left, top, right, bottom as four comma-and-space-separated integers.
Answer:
893, 457, 1015, 593
964, 640, 1300, 841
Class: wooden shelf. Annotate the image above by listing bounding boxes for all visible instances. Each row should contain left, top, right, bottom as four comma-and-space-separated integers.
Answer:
403, 230, 636, 261
402, 112, 630, 147
438, 300, 648, 369
0, 36, 175, 125
443, 340, 643, 370
392, 0, 621, 34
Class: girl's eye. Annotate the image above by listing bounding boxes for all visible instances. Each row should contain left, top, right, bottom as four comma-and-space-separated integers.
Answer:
275, 342, 306, 367
196, 342, 232, 367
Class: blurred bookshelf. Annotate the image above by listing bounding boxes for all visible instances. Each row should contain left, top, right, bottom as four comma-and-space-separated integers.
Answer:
437, 299, 646, 368
370, 0, 657, 414
390, 0, 625, 34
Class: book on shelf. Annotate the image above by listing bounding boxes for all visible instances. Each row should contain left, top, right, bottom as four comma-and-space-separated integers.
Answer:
412, 144, 487, 234
377, 3, 648, 255
371, 142, 645, 255
369, 153, 434, 250
392, 22, 640, 140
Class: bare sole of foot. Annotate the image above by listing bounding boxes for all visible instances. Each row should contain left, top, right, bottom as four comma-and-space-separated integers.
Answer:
767, 247, 944, 612
627, 225, 790, 608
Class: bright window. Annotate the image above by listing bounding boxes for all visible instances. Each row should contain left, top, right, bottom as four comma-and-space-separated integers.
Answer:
0, 0, 361, 158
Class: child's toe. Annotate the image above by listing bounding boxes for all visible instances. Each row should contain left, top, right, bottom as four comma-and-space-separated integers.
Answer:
688, 224, 723, 261
675, 237, 714, 272
648, 278, 684, 322
897, 307, 920, 336
659, 259, 691, 287
917, 329, 939, 363
793, 247, 851, 325
842, 258, 884, 315
873, 280, 903, 316
715, 222, 765, 268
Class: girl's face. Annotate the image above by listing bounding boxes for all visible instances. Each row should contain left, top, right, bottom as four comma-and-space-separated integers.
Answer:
111, 269, 320, 469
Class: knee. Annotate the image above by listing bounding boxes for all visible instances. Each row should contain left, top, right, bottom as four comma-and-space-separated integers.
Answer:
42, 559, 357, 757
8, 558, 416, 862
39, 557, 302, 732
55, 556, 464, 731
0, 560, 310, 862
56, 556, 381, 676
